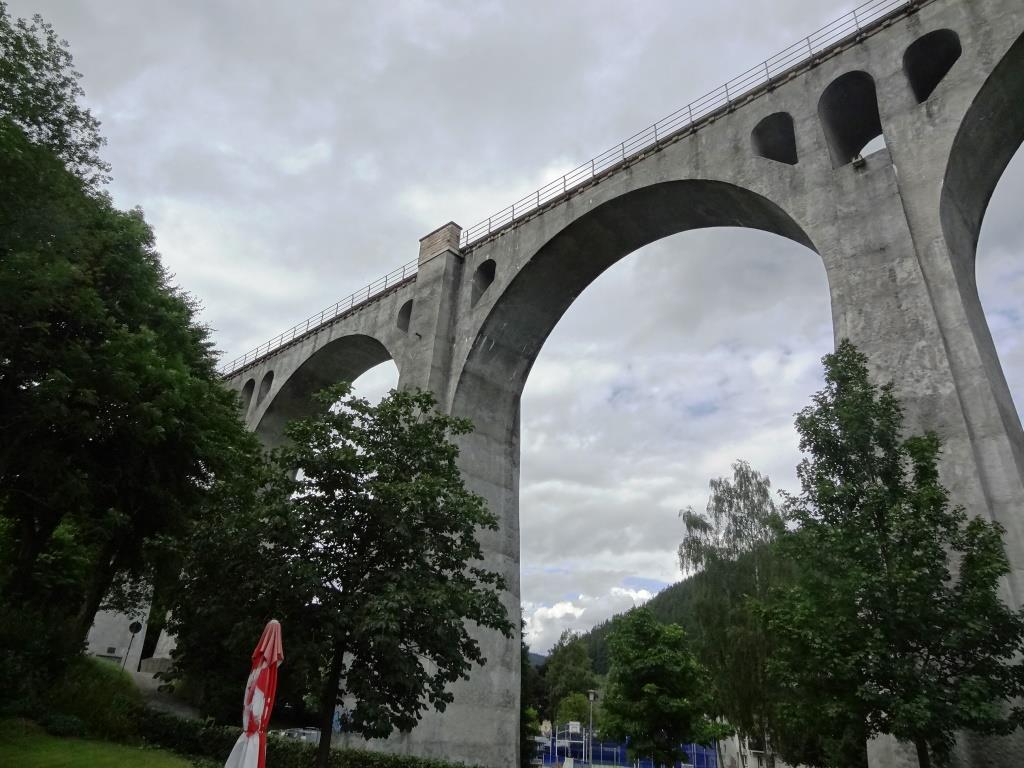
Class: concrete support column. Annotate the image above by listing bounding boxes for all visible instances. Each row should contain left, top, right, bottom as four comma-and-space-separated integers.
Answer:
388, 220, 521, 767
816, 154, 1024, 768
398, 222, 465, 401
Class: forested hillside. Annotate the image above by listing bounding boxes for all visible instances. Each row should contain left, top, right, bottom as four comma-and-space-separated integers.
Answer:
579, 571, 708, 674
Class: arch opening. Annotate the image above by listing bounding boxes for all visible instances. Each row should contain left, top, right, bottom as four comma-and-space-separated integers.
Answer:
397, 299, 413, 332
254, 334, 395, 448
752, 112, 798, 165
351, 359, 400, 404
904, 29, 962, 104
975, 147, 1024, 427
240, 378, 255, 414
518, 227, 832, 651
818, 71, 885, 168
472, 259, 497, 307
256, 370, 274, 405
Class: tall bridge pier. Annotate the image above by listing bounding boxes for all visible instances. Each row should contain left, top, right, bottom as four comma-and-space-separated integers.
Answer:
224, 1, 1024, 765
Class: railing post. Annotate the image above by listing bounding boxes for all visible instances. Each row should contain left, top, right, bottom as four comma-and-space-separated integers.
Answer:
806, 36, 813, 55
590, 158, 595, 177
487, 216, 492, 234
764, 60, 771, 83
724, 82, 731, 104
852, 7, 860, 29
687, 103, 694, 125
653, 124, 659, 144
562, 176, 566, 194
620, 142, 626, 161
536, 189, 540, 208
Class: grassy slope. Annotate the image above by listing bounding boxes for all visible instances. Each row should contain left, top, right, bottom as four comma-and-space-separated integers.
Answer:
0, 730, 193, 768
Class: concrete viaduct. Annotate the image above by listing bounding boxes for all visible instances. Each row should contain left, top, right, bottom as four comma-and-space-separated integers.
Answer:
222, 0, 1024, 765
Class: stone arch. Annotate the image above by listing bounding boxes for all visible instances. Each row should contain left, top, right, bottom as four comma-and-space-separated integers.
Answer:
454, 179, 818, 423
941, 29, 1024, 265
447, 183, 823, 732
818, 71, 884, 168
255, 334, 395, 448
904, 29, 962, 104
449, 181, 820, 573
752, 112, 798, 165
940, 29, 1024, 483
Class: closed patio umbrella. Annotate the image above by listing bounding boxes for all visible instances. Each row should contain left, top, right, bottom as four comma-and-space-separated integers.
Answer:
224, 619, 284, 768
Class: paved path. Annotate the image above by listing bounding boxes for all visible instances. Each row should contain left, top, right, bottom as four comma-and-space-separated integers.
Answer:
130, 671, 201, 720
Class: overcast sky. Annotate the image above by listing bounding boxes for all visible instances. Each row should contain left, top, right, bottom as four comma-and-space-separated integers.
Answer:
12, 0, 1022, 653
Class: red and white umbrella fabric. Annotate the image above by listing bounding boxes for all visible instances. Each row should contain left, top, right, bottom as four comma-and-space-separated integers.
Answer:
224, 619, 284, 768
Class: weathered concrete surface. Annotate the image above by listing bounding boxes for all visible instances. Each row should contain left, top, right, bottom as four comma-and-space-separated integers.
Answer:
224, 1, 1024, 765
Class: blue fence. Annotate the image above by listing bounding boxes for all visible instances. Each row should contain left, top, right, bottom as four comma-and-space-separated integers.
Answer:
531, 733, 717, 768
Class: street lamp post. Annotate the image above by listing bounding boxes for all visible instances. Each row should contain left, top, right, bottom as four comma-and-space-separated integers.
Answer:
587, 689, 599, 765
121, 620, 143, 671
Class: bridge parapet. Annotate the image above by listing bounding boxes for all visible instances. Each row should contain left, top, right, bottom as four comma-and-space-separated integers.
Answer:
219, 258, 417, 379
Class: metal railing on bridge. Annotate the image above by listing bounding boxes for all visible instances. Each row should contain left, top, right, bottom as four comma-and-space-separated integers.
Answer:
457, 0, 911, 247
218, 259, 417, 377
219, 0, 914, 378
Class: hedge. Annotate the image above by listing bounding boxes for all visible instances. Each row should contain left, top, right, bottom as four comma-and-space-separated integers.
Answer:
44, 656, 143, 740
138, 709, 486, 768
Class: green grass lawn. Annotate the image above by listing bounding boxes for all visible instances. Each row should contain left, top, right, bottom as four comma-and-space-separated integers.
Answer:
0, 729, 194, 768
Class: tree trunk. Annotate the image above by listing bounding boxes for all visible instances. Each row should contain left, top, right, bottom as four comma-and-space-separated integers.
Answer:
316, 641, 346, 768
73, 535, 125, 646
914, 738, 931, 768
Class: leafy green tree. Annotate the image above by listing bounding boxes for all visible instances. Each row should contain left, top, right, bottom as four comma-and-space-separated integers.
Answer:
556, 692, 591, 727
679, 461, 786, 766
0, 1, 108, 187
601, 609, 718, 765
521, 705, 542, 767
0, 118, 257, 622
543, 630, 596, 720
770, 340, 1024, 768
168, 384, 513, 768
0, 0, 260, 699
679, 460, 784, 574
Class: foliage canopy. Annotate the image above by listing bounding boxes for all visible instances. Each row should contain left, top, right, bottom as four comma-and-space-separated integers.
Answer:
601, 609, 718, 765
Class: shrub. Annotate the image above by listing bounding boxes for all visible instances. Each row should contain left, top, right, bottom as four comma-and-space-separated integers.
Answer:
0, 602, 83, 716
137, 709, 238, 759
40, 713, 87, 738
44, 655, 143, 740
0, 718, 45, 738
138, 709, 486, 768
